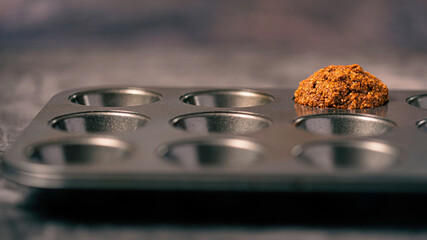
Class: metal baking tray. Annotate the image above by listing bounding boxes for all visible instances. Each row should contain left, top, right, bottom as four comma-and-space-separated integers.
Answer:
2, 86, 427, 193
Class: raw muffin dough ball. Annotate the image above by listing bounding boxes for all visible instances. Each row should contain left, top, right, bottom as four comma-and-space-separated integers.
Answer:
294, 64, 389, 109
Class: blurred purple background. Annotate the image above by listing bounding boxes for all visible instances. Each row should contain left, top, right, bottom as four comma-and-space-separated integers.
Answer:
2, 0, 427, 53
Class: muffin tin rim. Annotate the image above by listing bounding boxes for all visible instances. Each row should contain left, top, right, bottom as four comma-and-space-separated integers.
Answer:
416, 118, 427, 129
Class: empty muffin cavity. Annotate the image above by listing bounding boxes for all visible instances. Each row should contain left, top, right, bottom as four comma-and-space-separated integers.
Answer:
27, 138, 132, 165
51, 111, 149, 133
70, 88, 161, 107
417, 119, 427, 132
160, 138, 264, 168
292, 140, 401, 171
180, 90, 274, 108
406, 94, 427, 109
294, 113, 396, 137
171, 112, 271, 134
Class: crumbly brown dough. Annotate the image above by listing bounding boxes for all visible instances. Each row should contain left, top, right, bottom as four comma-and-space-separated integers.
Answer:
294, 64, 389, 109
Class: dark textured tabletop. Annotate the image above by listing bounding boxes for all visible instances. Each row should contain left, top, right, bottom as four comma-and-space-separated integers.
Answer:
2, 1, 427, 239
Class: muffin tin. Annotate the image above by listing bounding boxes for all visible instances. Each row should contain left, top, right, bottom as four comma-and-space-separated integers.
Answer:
3, 86, 427, 192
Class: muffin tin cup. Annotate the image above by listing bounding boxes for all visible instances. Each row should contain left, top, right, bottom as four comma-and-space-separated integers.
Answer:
180, 89, 274, 108
406, 94, 427, 110
50, 111, 150, 134
159, 138, 264, 168
293, 113, 396, 137
170, 112, 272, 135
3, 86, 427, 192
27, 137, 133, 166
417, 119, 427, 132
69, 87, 162, 107
292, 140, 401, 171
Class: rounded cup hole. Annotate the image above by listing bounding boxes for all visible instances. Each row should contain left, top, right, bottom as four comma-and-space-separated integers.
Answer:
171, 112, 271, 134
406, 94, 427, 109
292, 140, 401, 171
294, 113, 396, 136
51, 112, 150, 133
70, 88, 161, 107
27, 138, 132, 165
417, 119, 427, 132
160, 138, 264, 168
180, 90, 274, 108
